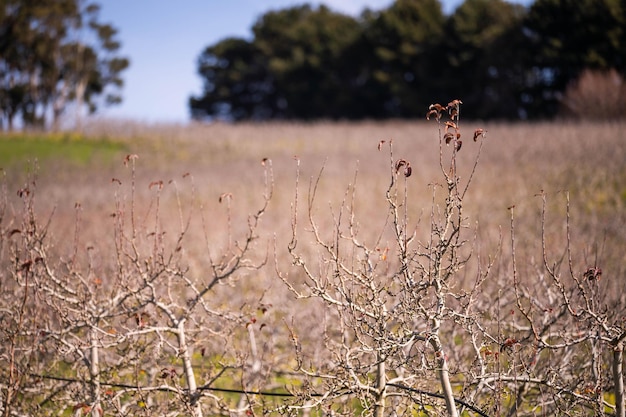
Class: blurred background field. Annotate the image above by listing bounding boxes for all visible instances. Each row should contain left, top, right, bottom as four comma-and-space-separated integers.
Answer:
2, 119, 624, 278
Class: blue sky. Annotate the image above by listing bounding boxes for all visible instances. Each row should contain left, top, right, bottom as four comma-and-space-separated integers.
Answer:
97, 0, 531, 123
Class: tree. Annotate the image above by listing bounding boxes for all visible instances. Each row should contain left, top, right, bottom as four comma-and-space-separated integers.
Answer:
253, 5, 364, 120
191, 5, 364, 121
522, 0, 626, 118
507, 190, 626, 416
0, 0, 75, 129
190, 0, 626, 121
0, 0, 129, 130
278, 101, 492, 416
57, 1, 129, 130
190, 37, 275, 121
354, 0, 446, 118
440, 0, 528, 119
0, 156, 274, 416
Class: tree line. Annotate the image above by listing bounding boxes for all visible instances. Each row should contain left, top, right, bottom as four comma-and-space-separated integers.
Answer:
190, 0, 626, 121
0, 0, 129, 131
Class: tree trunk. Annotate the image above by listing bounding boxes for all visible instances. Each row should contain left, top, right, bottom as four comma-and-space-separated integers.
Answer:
89, 328, 102, 416
430, 333, 458, 417
614, 342, 625, 417
7, 112, 14, 132
373, 355, 386, 417
178, 319, 203, 417
74, 77, 87, 132
430, 278, 458, 417
52, 78, 70, 132
74, 41, 87, 132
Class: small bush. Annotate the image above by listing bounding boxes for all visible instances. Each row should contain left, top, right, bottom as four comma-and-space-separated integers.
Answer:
560, 68, 626, 121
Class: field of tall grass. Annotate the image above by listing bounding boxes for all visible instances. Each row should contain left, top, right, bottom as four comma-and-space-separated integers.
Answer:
5, 119, 624, 274
1, 118, 625, 415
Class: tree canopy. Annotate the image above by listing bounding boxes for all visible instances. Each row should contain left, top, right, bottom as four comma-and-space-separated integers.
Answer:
0, 0, 129, 130
190, 0, 626, 121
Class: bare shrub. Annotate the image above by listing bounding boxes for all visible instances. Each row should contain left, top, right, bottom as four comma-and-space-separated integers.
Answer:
278, 100, 496, 416
561, 68, 626, 121
0, 156, 273, 416
509, 191, 626, 417
277, 103, 625, 416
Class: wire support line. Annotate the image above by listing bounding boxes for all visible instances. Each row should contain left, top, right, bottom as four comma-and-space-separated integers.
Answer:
28, 373, 490, 416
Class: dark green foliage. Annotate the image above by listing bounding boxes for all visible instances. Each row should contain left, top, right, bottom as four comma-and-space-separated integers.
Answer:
441, 0, 528, 119
0, 0, 129, 130
190, 37, 274, 120
355, 0, 446, 117
254, 5, 364, 119
191, 5, 365, 121
522, 0, 626, 118
190, 0, 626, 121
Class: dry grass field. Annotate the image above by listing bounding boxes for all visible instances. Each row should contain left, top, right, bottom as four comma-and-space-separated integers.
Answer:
9, 120, 625, 238
1, 118, 625, 415
9, 119, 624, 282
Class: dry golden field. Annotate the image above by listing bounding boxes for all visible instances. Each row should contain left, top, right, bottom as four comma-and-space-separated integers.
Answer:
1, 118, 626, 415
8, 119, 624, 283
